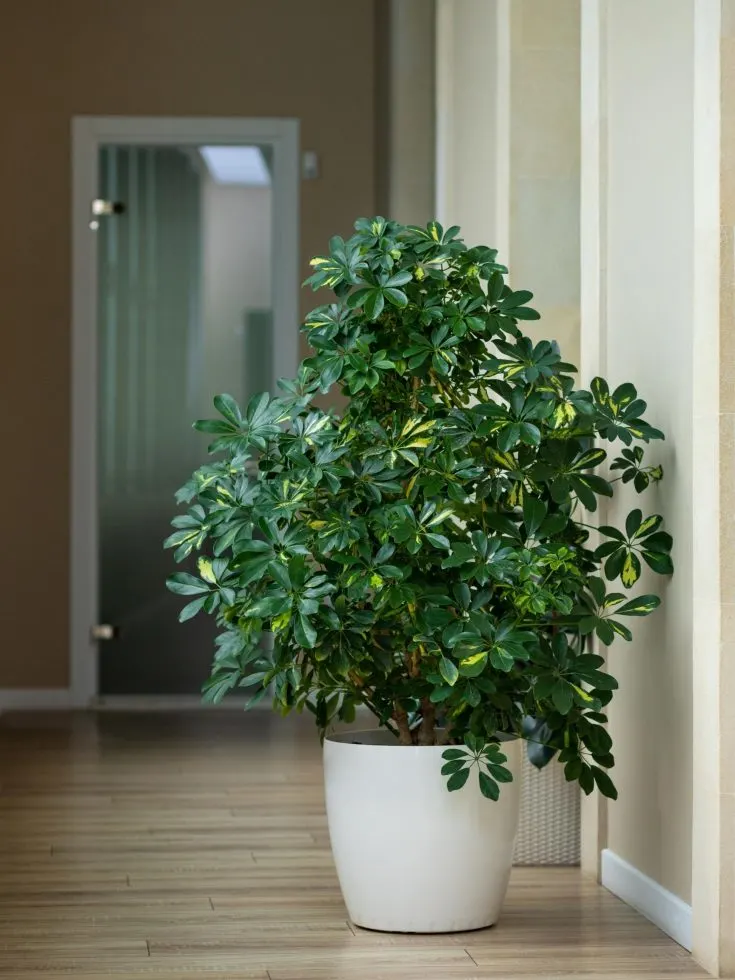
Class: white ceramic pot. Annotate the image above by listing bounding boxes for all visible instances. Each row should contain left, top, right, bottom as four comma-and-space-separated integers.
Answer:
323, 730, 521, 933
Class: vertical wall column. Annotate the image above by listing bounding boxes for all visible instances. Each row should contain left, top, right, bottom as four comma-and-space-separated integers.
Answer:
386, 0, 436, 225
435, 0, 510, 254
437, 1, 581, 361
509, 1, 581, 367
436, 0, 586, 871
719, 3, 735, 973
581, 0, 721, 970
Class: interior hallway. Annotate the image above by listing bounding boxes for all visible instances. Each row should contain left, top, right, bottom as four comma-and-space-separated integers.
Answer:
0, 710, 706, 979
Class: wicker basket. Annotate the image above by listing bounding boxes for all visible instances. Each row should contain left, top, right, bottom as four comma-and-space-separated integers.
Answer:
513, 752, 580, 865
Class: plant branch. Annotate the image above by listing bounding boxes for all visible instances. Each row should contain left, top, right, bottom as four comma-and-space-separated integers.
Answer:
417, 698, 436, 746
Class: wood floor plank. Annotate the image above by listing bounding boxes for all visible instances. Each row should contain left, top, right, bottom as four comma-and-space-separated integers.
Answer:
0, 710, 708, 978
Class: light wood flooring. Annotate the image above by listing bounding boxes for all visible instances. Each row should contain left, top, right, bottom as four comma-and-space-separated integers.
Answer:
0, 709, 707, 979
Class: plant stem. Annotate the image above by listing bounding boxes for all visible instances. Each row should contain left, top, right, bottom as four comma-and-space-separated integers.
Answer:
417, 698, 436, 746
410, 375, 420, 411
393, 703, 413, 745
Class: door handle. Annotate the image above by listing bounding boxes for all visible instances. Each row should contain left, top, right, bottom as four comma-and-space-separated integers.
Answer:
91, 624, 117, 641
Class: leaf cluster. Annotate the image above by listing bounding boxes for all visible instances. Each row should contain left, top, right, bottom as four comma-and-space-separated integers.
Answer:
167, 217, 674, 801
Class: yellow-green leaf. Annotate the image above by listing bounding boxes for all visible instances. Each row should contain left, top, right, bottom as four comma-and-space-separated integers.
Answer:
552, 401, 576, 428
400, 417, 437, 438
634, 515, 662, 539
571, 684, 594, 703
621, 552, 641, 588
427, 508, 454, 527
459, 651, 488, 677
508, 482, 524, 508
439, 656, 459, 686
198, 556, 217, 583
490, 450, 516, 470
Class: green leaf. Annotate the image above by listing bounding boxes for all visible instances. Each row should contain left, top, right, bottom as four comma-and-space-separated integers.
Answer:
447, 767, 471, 792
522, 497, 547, 537
442, 543, 475, 568
564, 757, 583, 781
642, 550, 674, 575
608, 619, 633, 641
194, 418, 237, 434
213, 393, 242, 426
179, 596, 207, 622
430, 686, 455, 703
439, 656, 459, 686
599, 525, 626, 542
442, 748, 468, 761
497, 423, 522, 452
384, 287, 408, 308
464, 732, 484, 753
479, 771, 500, 800
552, 681, 573, 714
364, 290, 385, 321
489, 646, 515, 672
269, 561, 292, 590
625, 509, 642, 538
595, 620, 615, 645
487, 762, 513, 783
579, 764, 595, 795
294, 614, 317, 649
167, 573, 211, 597
604, 548, 626, 581
441, 759, 467, 775
642, 531, 673, 553
615, 594, 661, 617
592, 767, 618, 800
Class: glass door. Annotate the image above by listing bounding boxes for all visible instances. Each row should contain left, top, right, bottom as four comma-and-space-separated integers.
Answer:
96, 143, 276, 694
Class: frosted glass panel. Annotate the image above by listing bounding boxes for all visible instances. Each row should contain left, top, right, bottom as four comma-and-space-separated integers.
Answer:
97, 144, 274, 694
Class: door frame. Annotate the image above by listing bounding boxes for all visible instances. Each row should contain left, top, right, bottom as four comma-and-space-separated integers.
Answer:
70, 115, 300, 706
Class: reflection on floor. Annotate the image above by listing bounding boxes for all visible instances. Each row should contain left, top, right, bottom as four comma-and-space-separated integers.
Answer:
0, 710, 706, 979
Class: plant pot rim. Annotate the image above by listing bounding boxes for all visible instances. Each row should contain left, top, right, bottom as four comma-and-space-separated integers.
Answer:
325, 729, 518, 747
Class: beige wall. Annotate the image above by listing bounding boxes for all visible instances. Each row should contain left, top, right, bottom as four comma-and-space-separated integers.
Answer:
0, 0, 380, 688
600, 0, 696, 908
582, 6, 722, 967
509, 0, 581, 369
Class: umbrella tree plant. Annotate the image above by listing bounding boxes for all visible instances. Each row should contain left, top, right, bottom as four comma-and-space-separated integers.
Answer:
166, 218, 673, 802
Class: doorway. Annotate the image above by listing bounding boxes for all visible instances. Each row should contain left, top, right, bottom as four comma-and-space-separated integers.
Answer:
71, 117, 300, 703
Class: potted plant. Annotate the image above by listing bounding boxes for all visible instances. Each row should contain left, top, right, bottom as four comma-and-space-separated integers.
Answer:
166, 218, 673, 933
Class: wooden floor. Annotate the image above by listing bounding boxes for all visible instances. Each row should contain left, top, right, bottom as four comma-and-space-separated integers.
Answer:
0, 710, 706, 979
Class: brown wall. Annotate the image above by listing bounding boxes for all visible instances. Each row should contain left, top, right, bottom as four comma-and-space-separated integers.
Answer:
0, 0, 380, 688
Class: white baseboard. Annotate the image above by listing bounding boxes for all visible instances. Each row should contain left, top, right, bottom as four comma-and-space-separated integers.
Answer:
92, 695, 264, 710
0, 692, 380, 717
0, 691, 265, 714
601, 849, 692, 951
0, 689, 74, 713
